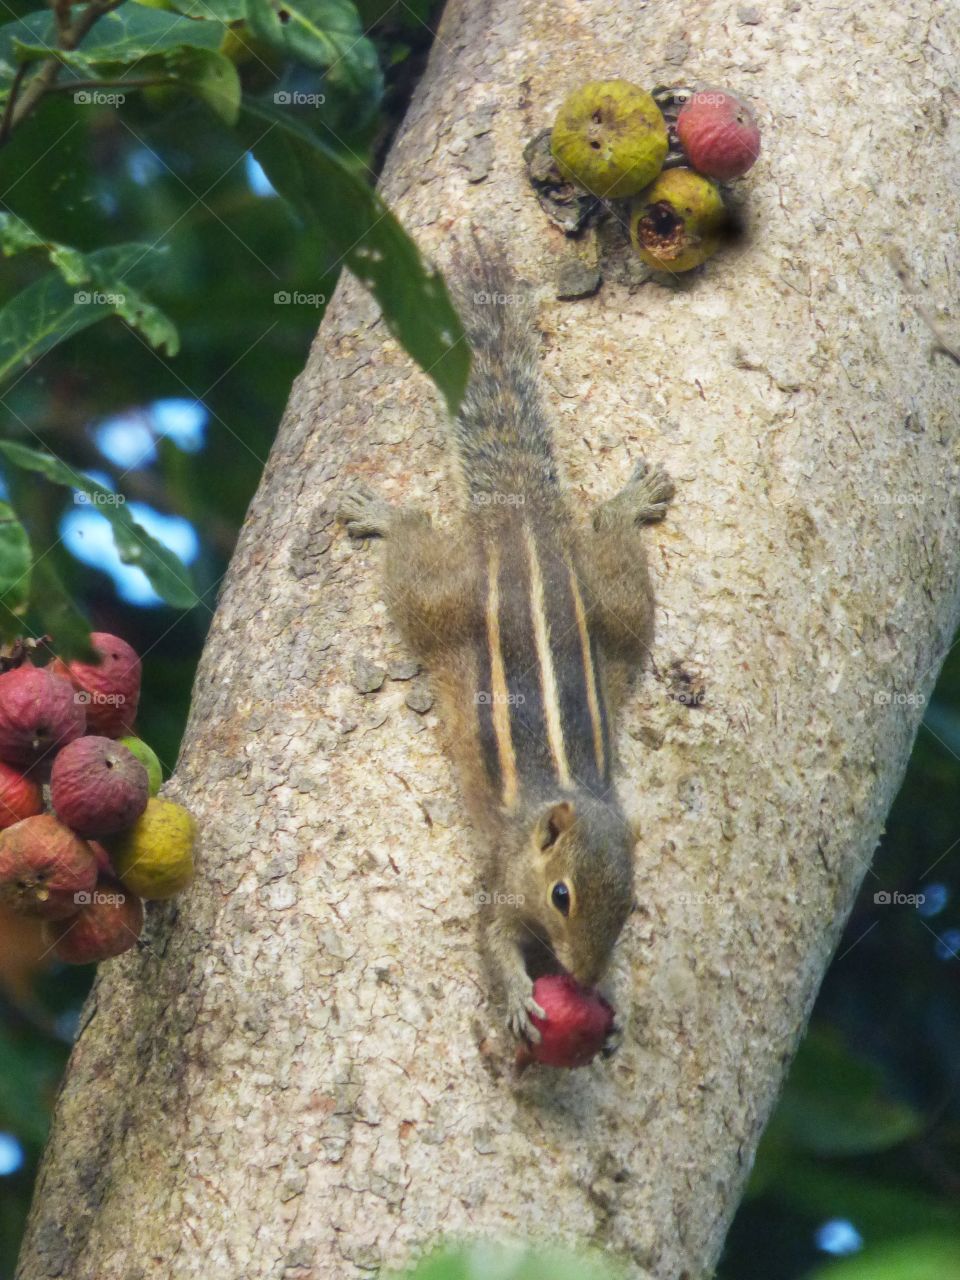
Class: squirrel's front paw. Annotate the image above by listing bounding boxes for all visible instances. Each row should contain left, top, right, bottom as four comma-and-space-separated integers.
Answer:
624, 459, 675, 524
505, 978, 546, 1045
337, 484, 394, 539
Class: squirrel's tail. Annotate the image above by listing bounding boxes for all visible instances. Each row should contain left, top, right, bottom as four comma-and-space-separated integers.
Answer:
450, 246, 559, 501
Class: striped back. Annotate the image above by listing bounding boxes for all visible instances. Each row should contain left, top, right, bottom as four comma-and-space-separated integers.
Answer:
474, 518, 610, 809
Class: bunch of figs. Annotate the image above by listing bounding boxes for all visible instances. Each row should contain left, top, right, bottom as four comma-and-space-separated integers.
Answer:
0, 634, 195, 965
550, 79, 761, 272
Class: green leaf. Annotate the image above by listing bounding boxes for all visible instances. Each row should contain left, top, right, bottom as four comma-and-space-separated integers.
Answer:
245, 0, 382, 113
0, 212, 87, 285
0, 1024, 67, 1147
771, 1028, 924, 1157
0, 444, 197, 609
803, 1235, 960, 1280
165, 45, 240, 123
0, 10, 52, 81
0, 501, 31, 638
242, 101, 469, 415
28, 556, 94, 660
0, 7, 238, 122
391, 1242, 624, 1280
0, 242, 178, 386
166, 0, 247, 18
3, 5, 225, 76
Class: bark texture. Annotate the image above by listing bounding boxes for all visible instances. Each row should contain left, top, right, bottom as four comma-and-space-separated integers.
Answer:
16, 1, 960, 1277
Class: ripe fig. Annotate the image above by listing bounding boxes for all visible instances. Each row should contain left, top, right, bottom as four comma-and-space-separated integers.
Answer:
516, 974, 615, 1069
50, 736, 149, 837
118, 735, 162, 796
87, 840, 112, 875
630, 167, 725, 272
108, 797, 195, 899
43, 880, 144, 964
677, 88, 761, 181
0, 665, 86, 771
0, 814, 98, 918
551, 79, 668, 198
0, 761, 42, 830
51, 632, 141, 737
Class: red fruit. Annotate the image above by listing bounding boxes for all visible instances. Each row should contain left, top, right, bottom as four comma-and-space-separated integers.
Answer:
517, 974, 615, 1070
0, 814, 98, 919
51, 633, 141, 738
0, 665, 86, 771
677, 89, 761, 181
50, 736, 149, 837
87, 840, 112, 875
43, 879, 144, 964
0, 761, 42, 830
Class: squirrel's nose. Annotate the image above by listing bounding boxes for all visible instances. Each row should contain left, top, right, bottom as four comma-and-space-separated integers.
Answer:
572, 960, 602, 988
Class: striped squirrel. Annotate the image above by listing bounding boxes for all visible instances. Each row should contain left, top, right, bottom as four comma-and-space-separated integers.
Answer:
338, 249, 673, 1047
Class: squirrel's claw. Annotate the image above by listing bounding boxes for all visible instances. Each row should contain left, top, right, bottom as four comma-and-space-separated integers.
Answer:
337, 485, 394, 539
600, 1011, 624, 1059
624, 459, 676, 523
506, 987, 545, 1045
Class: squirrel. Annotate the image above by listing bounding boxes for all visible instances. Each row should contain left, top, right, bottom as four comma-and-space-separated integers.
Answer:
338, 247, 674, 1048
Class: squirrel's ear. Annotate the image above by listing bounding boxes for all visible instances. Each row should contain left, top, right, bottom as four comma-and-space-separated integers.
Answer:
536, 800, 576, 850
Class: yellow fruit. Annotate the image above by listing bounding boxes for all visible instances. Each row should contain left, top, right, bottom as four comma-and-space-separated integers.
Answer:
551, 79, 668, 199
629, 167, 725, 272
109, 798, 195, 900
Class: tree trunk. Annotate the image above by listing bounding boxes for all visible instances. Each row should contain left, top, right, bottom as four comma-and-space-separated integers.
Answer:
16, 1, 959, 1277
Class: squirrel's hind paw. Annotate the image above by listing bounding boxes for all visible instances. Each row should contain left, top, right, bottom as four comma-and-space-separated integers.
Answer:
624, 460, 675, 524
337, 484, 394, 539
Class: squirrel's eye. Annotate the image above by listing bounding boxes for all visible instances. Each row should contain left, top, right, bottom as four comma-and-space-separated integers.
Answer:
551, 881, 571, 916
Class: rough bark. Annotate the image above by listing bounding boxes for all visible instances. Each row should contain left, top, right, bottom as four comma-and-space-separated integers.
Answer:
16, 1, 960, 1277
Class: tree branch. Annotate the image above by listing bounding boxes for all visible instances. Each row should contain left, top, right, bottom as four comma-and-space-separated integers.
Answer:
15, 1, 960, 1277
0, 0, 127, 146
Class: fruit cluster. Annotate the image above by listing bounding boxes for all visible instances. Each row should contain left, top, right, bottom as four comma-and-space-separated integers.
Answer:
0, 633, 195, 965
549, 79, 761, 273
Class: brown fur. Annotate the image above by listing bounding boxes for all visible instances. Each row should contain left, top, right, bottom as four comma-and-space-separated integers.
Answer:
337, 252, 674, 1044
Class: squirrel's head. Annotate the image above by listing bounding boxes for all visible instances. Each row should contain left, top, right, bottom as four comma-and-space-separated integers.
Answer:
524, 794, 635, 987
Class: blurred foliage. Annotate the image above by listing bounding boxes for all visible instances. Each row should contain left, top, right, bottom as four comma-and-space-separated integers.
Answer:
390, 1243, 624, 1280
1, 3, 958, 1279
720, 647, 960, 1280
0, 0, 467, 647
